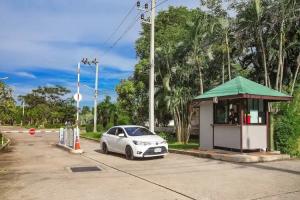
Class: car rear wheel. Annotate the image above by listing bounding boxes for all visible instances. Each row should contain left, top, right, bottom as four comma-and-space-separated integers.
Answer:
102, 143, 109, 154
125, 146, 134, 160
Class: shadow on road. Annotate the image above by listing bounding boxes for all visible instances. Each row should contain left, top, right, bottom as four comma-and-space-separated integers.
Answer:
240, 162, 300, 176
94, 149, 164, 161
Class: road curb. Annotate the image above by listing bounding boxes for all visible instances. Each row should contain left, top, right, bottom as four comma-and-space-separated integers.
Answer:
168, 149, 290, 163
56, 143, 84, 154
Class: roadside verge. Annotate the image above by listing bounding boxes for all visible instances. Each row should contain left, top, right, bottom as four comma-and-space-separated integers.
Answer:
0, 133, 11, 151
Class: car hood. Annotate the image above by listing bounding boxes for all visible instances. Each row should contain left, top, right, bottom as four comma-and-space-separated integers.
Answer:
131, 135, 164, 142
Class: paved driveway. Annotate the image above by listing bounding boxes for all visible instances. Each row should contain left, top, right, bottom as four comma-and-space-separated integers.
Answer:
1, 128, 300, 200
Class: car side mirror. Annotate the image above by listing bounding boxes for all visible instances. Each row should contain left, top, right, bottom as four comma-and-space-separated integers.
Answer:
118, 133, 125, 137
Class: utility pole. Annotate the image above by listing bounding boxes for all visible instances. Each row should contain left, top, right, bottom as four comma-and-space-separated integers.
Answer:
137, 0, 156, 132
76, 62, 81, 135
81, 58, 99, 133
92, 59, 99, 133
21, 101, 25, 126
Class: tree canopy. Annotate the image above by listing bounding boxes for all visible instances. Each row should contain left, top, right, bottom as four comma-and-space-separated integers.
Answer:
116, 0, 300, 143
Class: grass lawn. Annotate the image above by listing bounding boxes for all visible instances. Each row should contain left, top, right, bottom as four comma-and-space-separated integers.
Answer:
80, 132, 199, 150
81, 132, 102, 140
168, 143, 199, 150
168, 139, 199, 150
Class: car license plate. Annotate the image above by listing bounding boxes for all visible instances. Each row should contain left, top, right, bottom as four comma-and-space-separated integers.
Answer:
154, 148, 161, 153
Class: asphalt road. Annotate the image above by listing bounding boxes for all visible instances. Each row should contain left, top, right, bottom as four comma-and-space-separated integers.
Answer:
1, 127, 300, 200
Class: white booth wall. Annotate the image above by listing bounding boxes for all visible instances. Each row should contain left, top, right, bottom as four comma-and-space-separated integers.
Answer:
199, 101, 214, 149
199, 101, 267, 150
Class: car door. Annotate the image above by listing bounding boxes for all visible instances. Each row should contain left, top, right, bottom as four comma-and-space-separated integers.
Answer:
115, 128, 128, 153
105, 128, 118, 152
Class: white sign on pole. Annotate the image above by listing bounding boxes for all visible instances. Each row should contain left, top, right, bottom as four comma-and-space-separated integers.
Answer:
73, 93, 82, 102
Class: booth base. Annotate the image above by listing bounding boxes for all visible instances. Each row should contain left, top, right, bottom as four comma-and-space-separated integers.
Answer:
56, 143, 84, 154
169, 148, 290, 163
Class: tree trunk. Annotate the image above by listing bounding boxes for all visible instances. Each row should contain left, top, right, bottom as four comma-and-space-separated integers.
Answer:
279, 52, 285, 92
290, 54, 300, 95
225, 32, 231, 80
258, 30, 269, 87
174, 107, 182, 143
222, 53, 225, 83
198, 65, 204, 95
276, 21, 284, 90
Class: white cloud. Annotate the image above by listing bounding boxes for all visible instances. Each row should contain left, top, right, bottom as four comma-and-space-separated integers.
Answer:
15, 72, 37, 79
1, 0, 199, 105
0, 0, 199, 74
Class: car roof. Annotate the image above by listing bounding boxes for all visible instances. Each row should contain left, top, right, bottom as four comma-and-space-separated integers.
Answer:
111, 125, 144, 129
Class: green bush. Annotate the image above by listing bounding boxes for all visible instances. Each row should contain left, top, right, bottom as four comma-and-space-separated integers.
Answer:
274, 89, 300, 157
85, 124, 93, 132
86, 124, 108, 133
158, 132, 176, 143
44, 124, 64, 129
82, 132, 102, 140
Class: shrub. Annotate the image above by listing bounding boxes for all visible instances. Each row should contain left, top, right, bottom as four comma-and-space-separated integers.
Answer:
158, 132, 176, 143
274, 89, 300, 157
85, 124, 93, 132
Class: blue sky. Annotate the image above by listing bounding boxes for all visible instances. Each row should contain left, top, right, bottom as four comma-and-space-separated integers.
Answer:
0, 0, 199, 106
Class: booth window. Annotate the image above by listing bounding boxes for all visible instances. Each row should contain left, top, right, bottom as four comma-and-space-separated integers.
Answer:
214, 100, 240, 124
244, 99, 266, 124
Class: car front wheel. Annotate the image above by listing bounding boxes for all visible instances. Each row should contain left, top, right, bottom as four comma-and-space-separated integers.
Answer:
125, 146, 134, 160
102, 143, 109, 154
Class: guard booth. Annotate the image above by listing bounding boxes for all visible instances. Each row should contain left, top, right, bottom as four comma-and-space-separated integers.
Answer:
193, 76, 292, 152
59, 124, 79, 149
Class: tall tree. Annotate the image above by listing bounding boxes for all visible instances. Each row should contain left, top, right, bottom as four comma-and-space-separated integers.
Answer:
0, 81, 16, 125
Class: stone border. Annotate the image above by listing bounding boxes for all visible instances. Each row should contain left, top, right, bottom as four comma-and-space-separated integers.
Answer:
169, 149, 290, 163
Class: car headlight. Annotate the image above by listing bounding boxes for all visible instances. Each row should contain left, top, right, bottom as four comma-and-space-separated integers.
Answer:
133, 140, 152, 146
160, 140, 167, 144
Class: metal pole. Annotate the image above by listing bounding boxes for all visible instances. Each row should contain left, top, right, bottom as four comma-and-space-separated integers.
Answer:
93, 62, 99, 133
149, 0, 156, 132
21, 101, 25, 126
76, 62, 80, 138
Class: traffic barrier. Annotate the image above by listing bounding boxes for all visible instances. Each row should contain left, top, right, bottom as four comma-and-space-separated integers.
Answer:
1, 130, 58, 134
75, 137, 81, 150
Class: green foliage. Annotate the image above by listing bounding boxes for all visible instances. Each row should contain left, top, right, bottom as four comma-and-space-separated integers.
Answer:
0, 81, 16, 125
274, 89, 300, 156
19, 86, 76, 127
168, 143, 199, 150
81, 132, 103, 140
116, 2, 300, 144
157, 132, 176, 143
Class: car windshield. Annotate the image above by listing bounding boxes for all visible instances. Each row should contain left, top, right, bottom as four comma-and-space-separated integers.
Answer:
125, 127, 154, 136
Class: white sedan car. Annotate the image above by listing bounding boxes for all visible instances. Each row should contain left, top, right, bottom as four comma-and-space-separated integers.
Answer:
100, 125, 168, 159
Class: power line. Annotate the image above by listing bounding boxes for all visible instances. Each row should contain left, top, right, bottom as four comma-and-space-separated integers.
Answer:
156, 0, 170, 8
102, 3, 137, 46
102, 0, 170, 57
102, 11, 142, 57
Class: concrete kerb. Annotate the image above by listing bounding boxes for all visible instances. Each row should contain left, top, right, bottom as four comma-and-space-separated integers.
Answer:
80, 137, 291, 163
56, 143, 83, 154
169, 149, 291, 163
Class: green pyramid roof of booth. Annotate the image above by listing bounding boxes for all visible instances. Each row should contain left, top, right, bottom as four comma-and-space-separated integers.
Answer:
194, 76, 291, 100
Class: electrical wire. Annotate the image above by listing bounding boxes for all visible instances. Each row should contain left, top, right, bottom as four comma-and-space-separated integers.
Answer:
102, 0, 171, 57
102, 2, 137, 46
